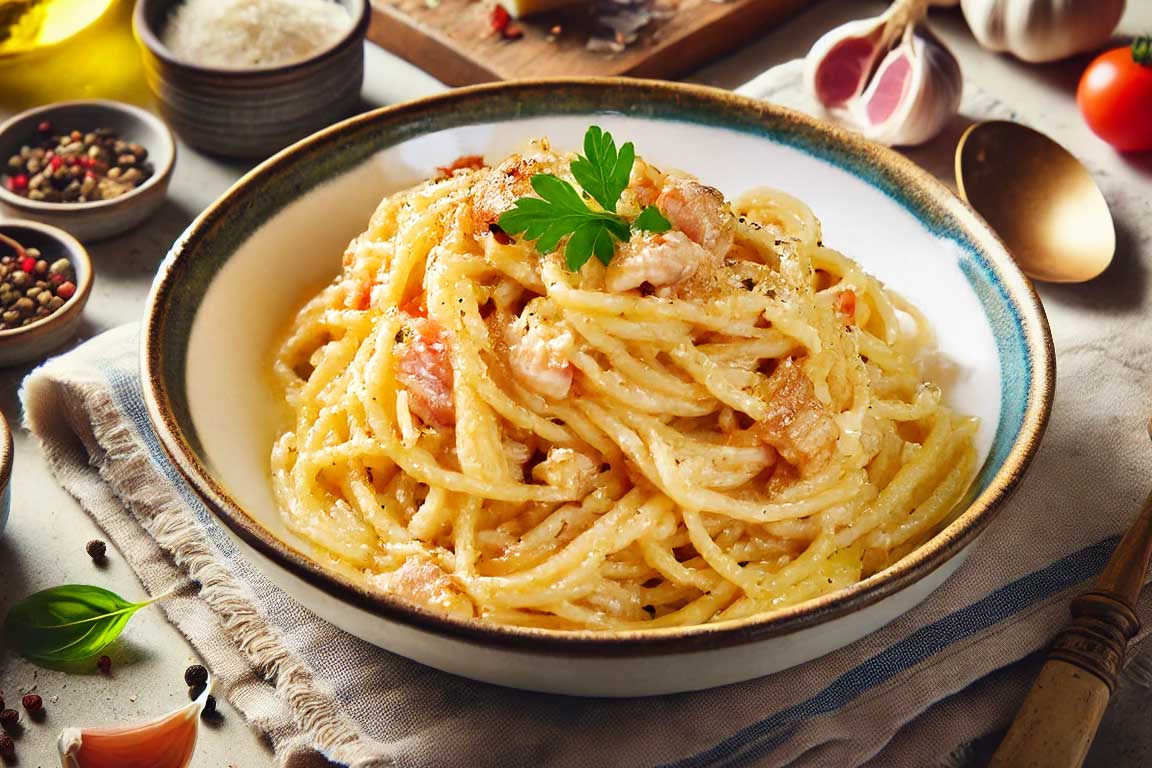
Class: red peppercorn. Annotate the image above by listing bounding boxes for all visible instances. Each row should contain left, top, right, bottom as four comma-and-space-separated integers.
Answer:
10, 174, 27, 192
37, 120, 52, 133
20, 256, 35, 274
0, 708, 18, 728
49, 273, 64, 285
56, 281, 76, 300
49, 155, 62, 171
20, 695, 41, 713
64, 156, 76, 167
96, 655, 112, 674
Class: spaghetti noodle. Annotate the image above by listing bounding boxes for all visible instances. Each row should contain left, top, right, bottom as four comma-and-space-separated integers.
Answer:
270, 136, 977, 630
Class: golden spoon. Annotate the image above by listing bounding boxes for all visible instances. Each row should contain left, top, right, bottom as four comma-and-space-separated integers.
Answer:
989, 421, 1152, 767
955, 121, 1115, 283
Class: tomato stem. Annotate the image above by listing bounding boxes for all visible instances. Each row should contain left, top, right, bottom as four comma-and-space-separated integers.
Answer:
1133, 36, 1151, 67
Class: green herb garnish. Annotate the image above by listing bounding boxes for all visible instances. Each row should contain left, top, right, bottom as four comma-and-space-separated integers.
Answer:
5, 584, 169, 667
497, 126, 672, 272
634, 204, 672, 234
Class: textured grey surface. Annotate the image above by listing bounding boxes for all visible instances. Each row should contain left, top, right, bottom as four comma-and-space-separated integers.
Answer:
1, 1, 1150, 766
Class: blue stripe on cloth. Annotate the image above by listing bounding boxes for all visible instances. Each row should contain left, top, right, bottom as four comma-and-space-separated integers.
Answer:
660, 537, 1117, 768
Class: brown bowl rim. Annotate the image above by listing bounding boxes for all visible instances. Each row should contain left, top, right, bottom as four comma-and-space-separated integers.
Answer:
142, 78, 1055, 658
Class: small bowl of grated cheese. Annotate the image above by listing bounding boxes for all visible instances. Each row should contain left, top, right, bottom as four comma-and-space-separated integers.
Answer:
133, 0, 370, 159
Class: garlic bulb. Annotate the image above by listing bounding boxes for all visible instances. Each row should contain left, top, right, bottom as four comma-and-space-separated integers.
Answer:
853, 24, 962, 145
960, 0, 1126, 63
804, 0, 962, 147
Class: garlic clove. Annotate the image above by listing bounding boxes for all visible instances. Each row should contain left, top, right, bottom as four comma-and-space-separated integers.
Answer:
803, 14, 907, 109
853, 24, 962, 147
58, 680, 211, 768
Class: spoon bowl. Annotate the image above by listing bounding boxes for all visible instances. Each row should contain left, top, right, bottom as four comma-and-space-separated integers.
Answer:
955, 121, 1115, 283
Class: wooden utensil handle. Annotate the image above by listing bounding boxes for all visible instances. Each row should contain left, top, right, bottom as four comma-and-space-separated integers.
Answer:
989, 591, 1139, 768
992, 491, 1152, 768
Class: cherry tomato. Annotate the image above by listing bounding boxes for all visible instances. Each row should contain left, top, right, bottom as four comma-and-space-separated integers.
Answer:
1077, 37, 1152, 152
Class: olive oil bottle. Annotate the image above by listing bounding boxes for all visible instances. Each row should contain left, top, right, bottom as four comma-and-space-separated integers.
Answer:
0, 0, 149, 110
0, 0, 116, 55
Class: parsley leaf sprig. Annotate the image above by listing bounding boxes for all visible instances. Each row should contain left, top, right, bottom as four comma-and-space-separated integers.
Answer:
497, 126, 672, 272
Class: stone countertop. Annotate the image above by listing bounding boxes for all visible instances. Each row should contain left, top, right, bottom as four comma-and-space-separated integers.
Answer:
1, 1, 1150, 766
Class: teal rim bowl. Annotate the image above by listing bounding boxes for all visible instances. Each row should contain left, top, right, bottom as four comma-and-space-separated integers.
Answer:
142, 79, 1054, 656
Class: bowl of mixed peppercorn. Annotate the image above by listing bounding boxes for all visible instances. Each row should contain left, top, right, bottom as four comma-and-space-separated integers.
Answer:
0, 100, 176, 242
0, 220, 92, 366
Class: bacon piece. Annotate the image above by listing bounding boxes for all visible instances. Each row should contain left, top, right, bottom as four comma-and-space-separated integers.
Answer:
435, 154, 486, 180
834, 289, 856, 324
396, 318, 455, 427
379, 557, 474, 617
470, 154, 547, 230
507, 314, 574, 399
754, 360, 838, 474
655, 177, 735, 258
604, 231, 712, 294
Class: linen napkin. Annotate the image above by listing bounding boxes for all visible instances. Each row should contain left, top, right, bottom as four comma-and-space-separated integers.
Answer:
20, 63, 1152, 768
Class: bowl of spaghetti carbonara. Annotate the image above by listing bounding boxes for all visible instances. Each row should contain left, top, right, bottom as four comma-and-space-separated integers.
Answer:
143, 80, 1052, 696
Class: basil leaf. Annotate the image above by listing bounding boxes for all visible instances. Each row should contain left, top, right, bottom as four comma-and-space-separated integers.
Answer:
633, 205, 672, 234
4, 585, 160, 665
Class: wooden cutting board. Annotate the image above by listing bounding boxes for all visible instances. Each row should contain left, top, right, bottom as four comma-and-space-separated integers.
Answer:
368, 0, 812, 86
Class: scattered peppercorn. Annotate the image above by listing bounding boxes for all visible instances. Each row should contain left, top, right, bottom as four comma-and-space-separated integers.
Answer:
184, 664, 209, 688
0, 233, 78, 330
1, 125, 153, 203
86, 539, 107, 561
201, 694, 217, 719
0, 709, 17, 729
96, 655, 112, 674
20, 695, 41, 714
189, 682, 206, 701
0, 734, 13, 760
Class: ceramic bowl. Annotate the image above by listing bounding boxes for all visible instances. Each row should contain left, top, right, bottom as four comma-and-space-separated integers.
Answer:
0, 100, 176, 243
133, 0, 370, 159
142, 80, 1054, 697
0, 408, 12, 535
0, 220, 93, 367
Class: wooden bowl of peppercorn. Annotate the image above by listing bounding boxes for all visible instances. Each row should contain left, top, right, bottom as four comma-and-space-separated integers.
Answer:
0, 100, 176, 243
0, 220, 93, 367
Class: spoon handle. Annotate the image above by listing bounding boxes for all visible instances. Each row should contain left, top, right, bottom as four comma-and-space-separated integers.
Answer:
990, 492, 1152, 768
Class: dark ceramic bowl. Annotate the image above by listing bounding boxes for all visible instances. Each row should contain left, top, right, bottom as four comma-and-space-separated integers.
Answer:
0, 220, 93, 367
133, 0, 370, 159
0, 100, 175, 242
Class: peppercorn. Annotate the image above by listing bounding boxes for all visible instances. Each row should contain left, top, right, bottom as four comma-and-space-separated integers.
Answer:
0, 734, 13, 760
1, 124, 153, 204
20, 695, 41, 714
189, 682, 206, 701
201, 694, 217, 719
86, 539, 107, 561
0, 233, 79, 330
184, 664, 209, 687
0, 709, 17, 729
96, 655, 112, 674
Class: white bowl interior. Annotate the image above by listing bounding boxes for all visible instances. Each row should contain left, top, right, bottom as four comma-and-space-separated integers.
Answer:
185, 116, 1001, 555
